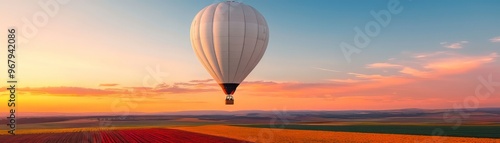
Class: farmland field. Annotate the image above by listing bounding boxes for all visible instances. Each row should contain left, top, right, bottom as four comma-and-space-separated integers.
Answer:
239, 124, 500, 138
175, 125, 500, 143
1, 125, 499, 142
0, 109, 499, 142
0, 128, 247, 143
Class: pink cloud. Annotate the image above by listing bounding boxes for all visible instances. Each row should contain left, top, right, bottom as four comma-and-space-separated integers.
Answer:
440, 41, 468, 49
366, 63, 402, 68
367, 52, 498, 78
318, 51, 499, 99
348, 73, 387, 79
313, 67, 341, 72
490, 36, 500, 43
414, 51, 452, 58
329, 79, 361, 83
399, 67, 428, 77
236, 77, 413, 98
407, 52, 498, 78
424, 53, 496, 74
12, 50, 500, 109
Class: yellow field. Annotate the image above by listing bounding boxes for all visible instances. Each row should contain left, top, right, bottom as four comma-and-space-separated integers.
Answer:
174, 125, 500, 143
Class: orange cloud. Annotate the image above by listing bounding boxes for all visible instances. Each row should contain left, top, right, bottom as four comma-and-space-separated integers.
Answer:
11, 50, 499, 106
21, 87, 120, 96
348, 73, 387, 79
404, 52, 497, 78
321, 51, 499, 99
237, 78, 412, 98
189, 79, 215, 83
99, 83, 119, 87
14, 79, 221, 97
328, 79, 360, 83
425, 53, 496, 69
154, 85, 217, 94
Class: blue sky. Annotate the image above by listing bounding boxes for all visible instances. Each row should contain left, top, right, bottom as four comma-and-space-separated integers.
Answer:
3, 0, 498, 84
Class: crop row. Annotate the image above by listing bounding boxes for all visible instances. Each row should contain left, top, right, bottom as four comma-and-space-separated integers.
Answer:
0, 128, 248, 143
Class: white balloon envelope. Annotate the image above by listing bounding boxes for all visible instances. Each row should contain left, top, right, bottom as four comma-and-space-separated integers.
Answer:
190, 1, 269, 105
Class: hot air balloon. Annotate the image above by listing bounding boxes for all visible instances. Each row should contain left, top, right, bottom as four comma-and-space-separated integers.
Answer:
190, 1, 269, 105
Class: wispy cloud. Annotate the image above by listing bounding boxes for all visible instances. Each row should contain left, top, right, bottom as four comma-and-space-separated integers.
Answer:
22, 87, 120, 96
440, 41, 468, 49
402, 52, 497, 78
16, 79, 221, 97
399, 67, 427, 77
490, 36, 500, 43
154, 84, 217, 94
236, 51, 498, 98
312, 67, 341, 72
348, 73, 387, 80
414, 51, 452, 58
366, 63, 402, 69
328, 79, 361, 83
189, 79, 214, 83
370, 51, 499, 78
99, 83, 119, 87
9, 50, 499, 103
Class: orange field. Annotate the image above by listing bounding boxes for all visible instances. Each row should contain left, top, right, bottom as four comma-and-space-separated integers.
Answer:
175, 125, 500, 143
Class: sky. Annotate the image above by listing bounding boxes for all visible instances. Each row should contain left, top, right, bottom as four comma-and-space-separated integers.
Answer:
0, 0, 499, 114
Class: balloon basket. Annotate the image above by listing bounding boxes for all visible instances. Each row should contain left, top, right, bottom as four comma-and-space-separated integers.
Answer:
225, 99, 234, 105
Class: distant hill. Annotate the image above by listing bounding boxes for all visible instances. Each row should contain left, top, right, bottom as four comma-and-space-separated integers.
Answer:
1, 107, 499, 125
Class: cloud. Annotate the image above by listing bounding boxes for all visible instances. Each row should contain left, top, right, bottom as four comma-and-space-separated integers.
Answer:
414, 51, 452, 58
319, 51, 499, 99
412, 52, 497, 78
153, 82, 218, 94
490, 36, 500, 43
99, 83, 119, 87
10, 49, 499, 102
240, 51, 497, 98
348, 73, 387, 79
312, 67, 341, 72
22, 87, 120, 96
328, 79, 361, 83
366, 63, 402, 68
13, 78, 223, 97
367, 51, 498, 78
154, 85, 217, 94
235, 78, 415, 98
440, 41, 468, 49
189, 79, 214, 83
399, 67, 428, 77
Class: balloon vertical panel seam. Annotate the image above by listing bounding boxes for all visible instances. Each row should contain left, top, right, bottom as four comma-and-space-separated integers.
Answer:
232, 4, 247, 83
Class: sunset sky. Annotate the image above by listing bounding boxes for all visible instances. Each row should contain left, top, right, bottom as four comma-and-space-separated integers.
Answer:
1, 0, 499, 114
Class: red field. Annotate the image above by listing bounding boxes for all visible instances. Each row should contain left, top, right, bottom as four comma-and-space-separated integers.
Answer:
0, 128, 248, 143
